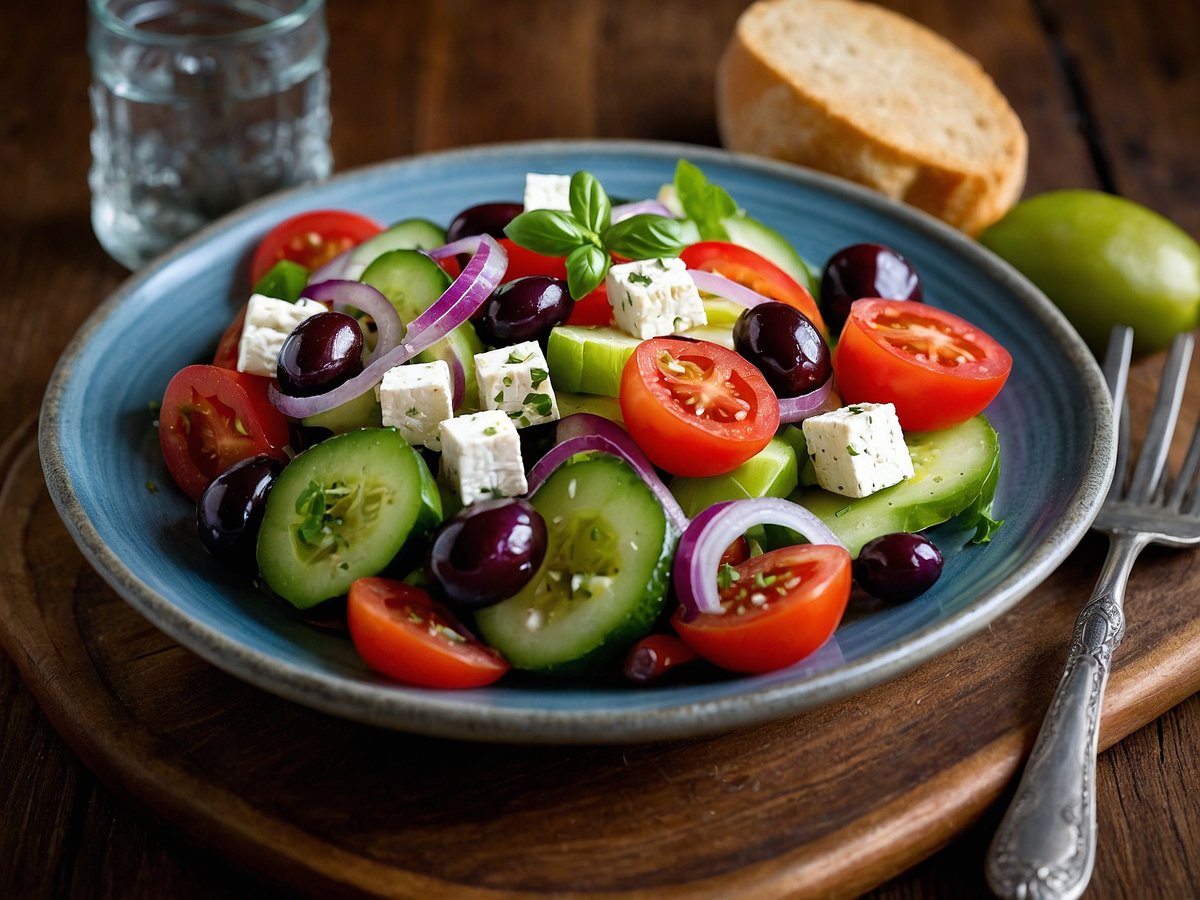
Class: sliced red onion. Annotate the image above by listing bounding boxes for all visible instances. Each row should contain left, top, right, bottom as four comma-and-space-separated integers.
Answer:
525, 413, 688, 533
777, 374, 834, 424
448, 353, 466, 410
269, 235, 507, 418
688, 269, 773, 309
307, 246, 353, 284
612, 199, 674, 222
673, 498, 844, 616
301, 279, 403, 360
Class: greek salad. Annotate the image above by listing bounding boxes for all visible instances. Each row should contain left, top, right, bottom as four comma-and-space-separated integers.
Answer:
158, 160, 1011, 688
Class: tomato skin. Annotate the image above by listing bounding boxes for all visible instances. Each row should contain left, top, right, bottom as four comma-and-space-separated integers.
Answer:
497, 238, 612, 325
249, 210, 384, 286
212, 305, 247, 370
347, 578, 509, 689
619, 338, 778, 477
159, 365, 290, 501
672, 544, 852, 674
681, 241, 827, 336
834, 299, 1012, 432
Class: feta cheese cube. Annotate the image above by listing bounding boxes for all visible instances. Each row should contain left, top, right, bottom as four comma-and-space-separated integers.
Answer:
439, 410, 528, 505
801, 402, 914, 498
523, 173, 572, 212
475, 341, 560, 428
605, 257, 707, 340
377, 361, 454, 450
236, 294, 326, 378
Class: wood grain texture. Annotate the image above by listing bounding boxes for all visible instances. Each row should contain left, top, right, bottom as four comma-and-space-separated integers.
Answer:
0, 0, 1197, 897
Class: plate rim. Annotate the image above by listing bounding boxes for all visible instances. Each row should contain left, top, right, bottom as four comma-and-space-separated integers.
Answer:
39, 138, 1114, 743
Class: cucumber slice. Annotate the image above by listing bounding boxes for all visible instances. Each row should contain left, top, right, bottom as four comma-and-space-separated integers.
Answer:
545, 325, 641, 397
474, 454, 676, 673
670, 437, 798, 517
555, 391, 624, 424
346, 217, 448, 274
361, 249, 483, 410
722, 215, 819, 296
791, 416, 1001, 556
301, 388, 383, 434
257, 428, 442, 609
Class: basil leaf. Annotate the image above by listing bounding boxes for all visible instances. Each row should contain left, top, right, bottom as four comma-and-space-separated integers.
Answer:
603, 214, 686, 259
673, 159, 737, 240
565, 244, 609, 300
569, 170, 612, 235
504, 209, 592, 257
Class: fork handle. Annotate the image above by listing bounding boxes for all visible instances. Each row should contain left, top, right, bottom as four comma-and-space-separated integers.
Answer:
986, 532, 1147, 900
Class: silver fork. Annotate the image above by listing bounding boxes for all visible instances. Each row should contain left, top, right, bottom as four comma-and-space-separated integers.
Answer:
986, 326, 1200, 900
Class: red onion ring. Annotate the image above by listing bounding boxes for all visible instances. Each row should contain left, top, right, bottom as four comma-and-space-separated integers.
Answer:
672, 498, 844, 615
270, 235, 507, 418
301, 280, 403, 361
687, 269, 773, 310
777, 375, 834, 424
612, 199, 674, 222
447, 353, 466, 410
526, 413, 688, 534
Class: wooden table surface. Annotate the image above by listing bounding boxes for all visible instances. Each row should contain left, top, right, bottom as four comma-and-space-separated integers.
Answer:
2, 0, 1197, 897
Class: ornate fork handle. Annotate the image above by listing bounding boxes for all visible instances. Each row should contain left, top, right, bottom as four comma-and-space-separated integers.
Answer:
986, 531, 1148, 900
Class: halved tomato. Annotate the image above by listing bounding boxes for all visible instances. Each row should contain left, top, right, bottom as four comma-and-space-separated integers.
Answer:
619, 337, 779, 477
497, 238, 613, 325
672, 544, 852, 673
680, 241, 827, 335
212, 305, 248, 370
834, 299, 1012, 431
347, 578, 510, 689
248, 209, 384, 286
159, 365, 290, 501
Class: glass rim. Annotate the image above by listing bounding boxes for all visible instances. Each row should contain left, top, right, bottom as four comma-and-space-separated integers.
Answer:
87, 0, 324, 47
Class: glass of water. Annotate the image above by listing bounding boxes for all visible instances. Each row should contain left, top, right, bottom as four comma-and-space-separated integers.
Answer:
87, 0, 333, 269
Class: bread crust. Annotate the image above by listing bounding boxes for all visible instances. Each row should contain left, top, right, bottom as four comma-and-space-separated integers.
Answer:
717, 0, 1027, 234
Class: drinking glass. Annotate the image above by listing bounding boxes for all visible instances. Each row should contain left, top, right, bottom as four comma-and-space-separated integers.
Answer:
87, 0, 333, 269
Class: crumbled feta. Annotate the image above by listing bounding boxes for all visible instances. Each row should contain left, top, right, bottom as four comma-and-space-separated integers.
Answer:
377, 361, 454, 450
523, 173, 572, 212
605, 257, 707, 339
474, 340, 560, 428
801, 402, 914, 498
439, 410, 528, 506
235, 294, 325, 378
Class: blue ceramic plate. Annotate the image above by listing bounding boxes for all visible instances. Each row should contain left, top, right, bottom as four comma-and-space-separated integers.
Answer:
41, 141, 1112, 743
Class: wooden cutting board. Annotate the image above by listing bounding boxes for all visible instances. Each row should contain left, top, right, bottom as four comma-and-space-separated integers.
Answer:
3, 349, 1200, 899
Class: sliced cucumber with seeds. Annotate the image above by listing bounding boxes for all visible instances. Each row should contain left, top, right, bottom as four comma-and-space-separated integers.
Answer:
257, 428, 442, 609
474, 454, 677, 674
345, 217, 447, 277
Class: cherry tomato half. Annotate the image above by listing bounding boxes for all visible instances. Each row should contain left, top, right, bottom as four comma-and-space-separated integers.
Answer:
672, 544, 852, 674
680, 241, 827, 336
159, 365, 291, 501
619, 337, 779, 477
833, 299, 1012, 432
212, 304, 247, 370
497, 238, 613, 325
347, 578, 510, 688
248, 209, 384, 286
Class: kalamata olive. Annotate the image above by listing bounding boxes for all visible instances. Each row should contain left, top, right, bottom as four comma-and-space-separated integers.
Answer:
853, 532, 944, 603
476, 276, 574, 346
426, 498, 548, 609
277, 311, 364, 397
732, 301, 831, 396
820, 243, 922, 335
445, 202, 524, 243
196, 455, 283, 569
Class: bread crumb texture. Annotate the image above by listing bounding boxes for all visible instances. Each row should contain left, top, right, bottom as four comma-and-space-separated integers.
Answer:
717, 0, 1028, 233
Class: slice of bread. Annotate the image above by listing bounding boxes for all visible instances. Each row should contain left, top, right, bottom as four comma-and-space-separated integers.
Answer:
717, 0, 1028, 234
